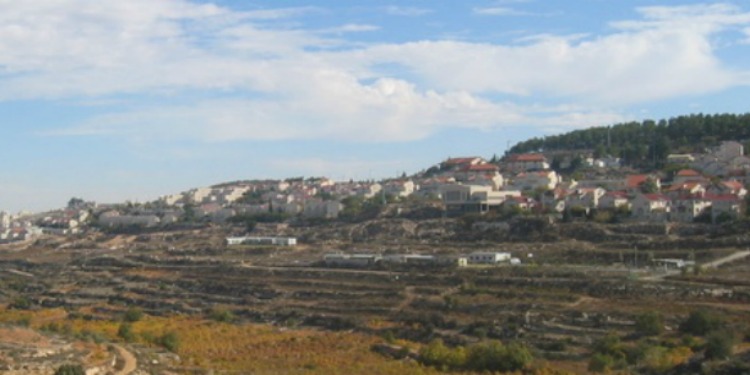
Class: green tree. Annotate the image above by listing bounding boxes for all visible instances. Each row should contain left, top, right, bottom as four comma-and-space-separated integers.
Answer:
679, 310, 725, 336
159, 331, 180, 352
54, 364, 85, 375
635, 311, 664, 336
704, 331, 735, 360
123, 307, 143, 322
117, 322, 136, 342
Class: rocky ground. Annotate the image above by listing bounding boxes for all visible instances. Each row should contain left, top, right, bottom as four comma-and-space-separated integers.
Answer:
1, 218, 749, 373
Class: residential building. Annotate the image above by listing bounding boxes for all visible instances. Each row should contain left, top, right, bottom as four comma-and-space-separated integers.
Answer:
441, 157, 485, 171
708, 194, 743, 223
564, 187, 606, 211
383, 180, 415, 198
599, 191, 631, 210
467, 252, 511, 264
226, 236, 297, 246
510, 170, 560, 191
441, 184, 519, 214
631, 193, 670, 222
303, 200, 343, 219
671, 195, 711, 223
502, 153, 550, 173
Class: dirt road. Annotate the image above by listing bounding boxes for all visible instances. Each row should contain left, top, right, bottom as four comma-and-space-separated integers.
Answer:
112, 344, 137, 375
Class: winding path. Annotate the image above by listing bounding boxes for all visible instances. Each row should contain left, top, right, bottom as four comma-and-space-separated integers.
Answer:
112, 344, 137, 375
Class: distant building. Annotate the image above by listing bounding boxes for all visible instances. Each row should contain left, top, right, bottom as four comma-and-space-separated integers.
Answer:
467, 252, 512, 264
226, 236, 297, 246
502, 153, 550, 173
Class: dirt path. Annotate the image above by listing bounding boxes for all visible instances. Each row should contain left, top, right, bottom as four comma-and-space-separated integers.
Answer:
393, 286, 416, 312
702, 250, 750, 269
112, 344, 137, 375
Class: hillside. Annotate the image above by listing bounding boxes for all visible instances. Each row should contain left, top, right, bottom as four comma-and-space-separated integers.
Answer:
507, 113, 750, 168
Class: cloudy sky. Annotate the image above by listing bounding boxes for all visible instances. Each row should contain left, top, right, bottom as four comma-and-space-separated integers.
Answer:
2, 0, 750, 212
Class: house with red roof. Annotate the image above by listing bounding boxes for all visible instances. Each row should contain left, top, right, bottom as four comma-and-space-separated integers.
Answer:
510, 170, 560, 191
624, 174, 661, 193
708, 180, 747, 198
671, 194, 711, 223
599, 191, 631, 210
564, 187, 606, 212
441, 157, 485, 171
707, 194, 744, 223
665, 181, 707, 199
672, 169, 707, 185
631, 193, 670, 222
502, 153, 550, 173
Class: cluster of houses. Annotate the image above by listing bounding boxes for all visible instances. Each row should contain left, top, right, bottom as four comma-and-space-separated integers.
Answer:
2, 142, 747, 240
0, 211, 43, 243
82, 141, 750, 228
322, 251, 519, 268
436, 142, 748, 223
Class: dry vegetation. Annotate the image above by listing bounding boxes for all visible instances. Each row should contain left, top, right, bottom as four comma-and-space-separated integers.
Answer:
1, 221, 749, 373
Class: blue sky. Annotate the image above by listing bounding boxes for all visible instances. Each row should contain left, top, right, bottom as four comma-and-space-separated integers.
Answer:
2, 1, 750, 212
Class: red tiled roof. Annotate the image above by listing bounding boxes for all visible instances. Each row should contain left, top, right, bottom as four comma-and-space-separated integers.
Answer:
443, 157, 481, 166
643, 193, 669, 202
463, 164, 499, 172
722, 180, 744, 190
507, 153, 546, 162
676, 169, 701, 177
706, 194, 741, 202
626, 175, 650, 188
606, 191, 629, 198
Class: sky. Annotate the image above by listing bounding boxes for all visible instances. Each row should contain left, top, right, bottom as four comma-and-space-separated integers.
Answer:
2, 0, 750, 212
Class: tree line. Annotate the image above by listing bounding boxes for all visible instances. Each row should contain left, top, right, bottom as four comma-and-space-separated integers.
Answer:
507, 113, 750, 169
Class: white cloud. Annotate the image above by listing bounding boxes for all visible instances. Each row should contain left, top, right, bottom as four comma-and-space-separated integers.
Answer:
320, 24, 380, 34
2, 1, 750, 144
473, 7, 529, 16
270, 158, 409, 181
383, 6, 432, 16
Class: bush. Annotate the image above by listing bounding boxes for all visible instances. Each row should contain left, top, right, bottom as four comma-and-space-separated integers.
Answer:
117, 323, 136, 342
704, 331, 735, 360
635, 311, 664, 337
209, 308, 235, 323
54, 364, 85, 375
419, 339, 466, 370
159, 331, 180, 352
466, 340, 532, 372
589, 353, 617, 373
123, 307, 144, 322
679, 310, 725, 336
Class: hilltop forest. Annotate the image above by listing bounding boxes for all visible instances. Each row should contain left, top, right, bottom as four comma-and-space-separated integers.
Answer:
507, 113, 750, 169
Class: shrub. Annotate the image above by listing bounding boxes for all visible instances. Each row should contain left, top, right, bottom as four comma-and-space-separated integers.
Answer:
679, 310, 725, 336
54, 364, 85, 375
635, 311, 664, 336
117, 322, 136, 342
209, 308, 235, 323
123, 307, 144, 322
419, 339, 465, 370
704, 331, 735, 360
159, 331, 180, 353
589, 353, 617, 373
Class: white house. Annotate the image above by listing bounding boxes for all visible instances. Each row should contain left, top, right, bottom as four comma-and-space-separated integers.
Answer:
510, 170, 560, 191
502, 153, 550, 173
441, 184, 519, 214
303, 200, 343, 219
227, 236, 297, 246
383, 180, 415, 198
599, 191, 631, 210
631, 193, 670, 222
467, 252, 511, 264
671, 196, 711, 223
708, 194, 743, 223
564, 188, 606, 210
